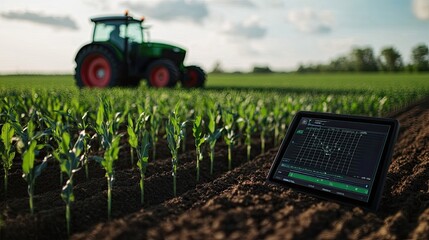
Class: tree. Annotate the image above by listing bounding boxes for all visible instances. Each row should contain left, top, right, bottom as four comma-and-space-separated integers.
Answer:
411, 44, 429, 72
379, 47, 403, 72
350, 47, 378, 72
328, 56, 352, 72
252, 65, 273, 73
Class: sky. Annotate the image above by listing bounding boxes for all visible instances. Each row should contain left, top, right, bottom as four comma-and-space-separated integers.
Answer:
0, 0, 428, 73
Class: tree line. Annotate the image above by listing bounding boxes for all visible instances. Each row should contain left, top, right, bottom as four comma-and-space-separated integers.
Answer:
297, 43, 429, 73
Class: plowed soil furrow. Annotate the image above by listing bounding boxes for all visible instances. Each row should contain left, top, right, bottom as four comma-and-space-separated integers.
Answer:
0, 135, 270, 239
1, 99, 428, 240
68, 98, 429, 240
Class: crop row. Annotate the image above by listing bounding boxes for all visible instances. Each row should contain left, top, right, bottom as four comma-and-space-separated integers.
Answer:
0, 87, 425, 236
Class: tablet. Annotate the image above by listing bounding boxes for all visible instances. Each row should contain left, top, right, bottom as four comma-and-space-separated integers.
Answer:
267, 111, 399, 211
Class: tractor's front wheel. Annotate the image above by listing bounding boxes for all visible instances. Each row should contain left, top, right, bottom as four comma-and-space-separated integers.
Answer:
146, 59, 179, 88
181, 66, 206, 88
75, 45, 122, 88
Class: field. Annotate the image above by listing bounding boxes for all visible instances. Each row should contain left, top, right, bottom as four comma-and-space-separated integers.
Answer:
1, 73, 429, 91
0, 73, 429, 239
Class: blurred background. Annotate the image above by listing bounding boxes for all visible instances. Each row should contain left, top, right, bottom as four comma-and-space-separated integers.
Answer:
0, 0, 428, 74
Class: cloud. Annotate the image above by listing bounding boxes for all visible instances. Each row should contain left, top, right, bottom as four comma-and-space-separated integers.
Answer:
413, 0, 429, 20
287, 8, 334, 34
223, 16, 267, 39
0, 10, 78, 30
265, 0, 284, 8
82, 0, 111, 11
209, 0, 255, 8
122, 0, 209, 23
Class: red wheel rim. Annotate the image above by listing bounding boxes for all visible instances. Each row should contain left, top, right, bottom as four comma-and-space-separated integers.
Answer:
150, 66, 170, 87
185, 70, 198, 87
81, 54, 111, 87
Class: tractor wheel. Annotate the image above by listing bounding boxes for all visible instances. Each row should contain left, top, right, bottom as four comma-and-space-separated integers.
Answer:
145, 59, 179, 88
75, 45, 122, 88
182, 66, 206, 88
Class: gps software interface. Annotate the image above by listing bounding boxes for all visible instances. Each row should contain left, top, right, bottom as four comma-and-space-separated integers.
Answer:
272, 117, 390, 202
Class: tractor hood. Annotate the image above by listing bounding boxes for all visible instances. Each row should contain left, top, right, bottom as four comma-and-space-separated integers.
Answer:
146, 42, 186, 55
142, 42, 187, 67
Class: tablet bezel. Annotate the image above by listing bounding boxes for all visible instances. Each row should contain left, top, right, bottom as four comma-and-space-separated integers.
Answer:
267, 111, 399, 211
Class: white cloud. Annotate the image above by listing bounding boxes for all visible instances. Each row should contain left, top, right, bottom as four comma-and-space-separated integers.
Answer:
0, 10, 78, 30
209, 0, 255, 8
287, 8, 334, 34
123, 0, 209, 23
82, 0, 111, 11
223, 16, 267, 39
265, 0, 284, 8
412, 0, 429, 20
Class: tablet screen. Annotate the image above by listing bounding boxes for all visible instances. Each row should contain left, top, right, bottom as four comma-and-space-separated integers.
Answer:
268, 112, 399, 210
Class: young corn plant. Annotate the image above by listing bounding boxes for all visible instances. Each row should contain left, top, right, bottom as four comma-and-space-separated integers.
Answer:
166, 104, 187, 197
93, 99, 123, 220
180, 107, 193, 153
205, 110, 223, 175
0, 122, 16, 195
149, 106, 161, 161
222, 110, 238, 171
272, 103, 282, 146
192, 115, 206, 182
17, 120, 50, 214
77, 111, 92, 180
55, 131, 85, 236
51, 121, 69, 185
93, 136, 121, 220
127, 113, 150, 167
257, 104, 270, 154
244, 104, 256, 161
136, 130, 151, 204
127, 115, 138, 167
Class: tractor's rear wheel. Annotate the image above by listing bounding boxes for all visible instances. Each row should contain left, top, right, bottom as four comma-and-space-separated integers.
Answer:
145, 59, 179, 88
75, 45, 122, 88
182, 66, 206, 88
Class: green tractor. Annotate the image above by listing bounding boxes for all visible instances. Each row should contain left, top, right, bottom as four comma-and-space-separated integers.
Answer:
74, 13, 206, 88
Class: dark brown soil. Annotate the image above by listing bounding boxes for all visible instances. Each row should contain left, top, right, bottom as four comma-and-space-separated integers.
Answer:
1, 99, 429, 240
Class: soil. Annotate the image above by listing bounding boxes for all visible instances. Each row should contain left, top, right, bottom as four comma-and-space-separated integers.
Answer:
1, 98, 428, 240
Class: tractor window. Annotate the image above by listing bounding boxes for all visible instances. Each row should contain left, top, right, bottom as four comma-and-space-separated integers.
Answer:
127, 23, 143, 44
93, 22, 126, 49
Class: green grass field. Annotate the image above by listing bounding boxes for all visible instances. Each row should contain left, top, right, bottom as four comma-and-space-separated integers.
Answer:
1, 73, 428, 93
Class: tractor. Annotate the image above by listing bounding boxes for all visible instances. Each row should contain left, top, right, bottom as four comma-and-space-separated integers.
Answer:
74, 13, 206, 88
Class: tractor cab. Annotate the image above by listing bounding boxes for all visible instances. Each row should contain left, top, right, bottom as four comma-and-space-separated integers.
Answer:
91, 16, 143, 51
74, 13, 206, 88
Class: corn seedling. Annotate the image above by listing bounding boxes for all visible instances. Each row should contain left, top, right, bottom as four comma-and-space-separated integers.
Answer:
272, 103, 282, 146
56, 131, 85, 236
166, 104, 187, 197
77, 111, 92, 179
149, 106, 161, 161
222, 110, 239, 170
17, 120, 50, 214
136, 130, 151, 204
243, 104, 256, 161
0, 122, 16, 194
205, 109, 223, 175
51, 121, 69, 185
192, 115, 206, 182
93, 135, 121, 220
127, 115, 138, 167
205, 100, 223, 175
94, 99, 123, 220
257, 104, 270, 154
180, 107, 193, 153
